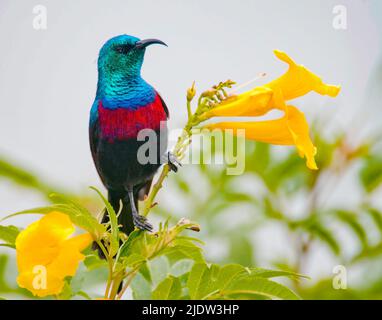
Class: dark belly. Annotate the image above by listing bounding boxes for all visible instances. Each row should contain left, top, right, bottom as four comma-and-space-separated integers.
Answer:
94, 128, 167, 189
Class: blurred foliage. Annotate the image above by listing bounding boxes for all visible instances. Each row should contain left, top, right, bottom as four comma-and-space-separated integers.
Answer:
0, 126, 382, 299
0, 187, 302, 300
151, 127, 382, 300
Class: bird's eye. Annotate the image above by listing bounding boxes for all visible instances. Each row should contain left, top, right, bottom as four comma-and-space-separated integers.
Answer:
114, 44, 133, 54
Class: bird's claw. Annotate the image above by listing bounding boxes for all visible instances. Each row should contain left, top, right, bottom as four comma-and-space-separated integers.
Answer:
165, 151, 182, 172
133, 214, 153, 232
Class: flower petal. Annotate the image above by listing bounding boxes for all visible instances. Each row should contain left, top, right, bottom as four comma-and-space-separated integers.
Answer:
204, 105, 318, 170
15, 212, 92, 297
17, 270, 64, 297
48, 233, 93, 279
202, 86, 274, 118
266, 50, 341, 101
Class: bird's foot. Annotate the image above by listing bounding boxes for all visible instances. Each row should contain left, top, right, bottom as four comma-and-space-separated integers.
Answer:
163, 151, 182, 172
133, 213, 153, 232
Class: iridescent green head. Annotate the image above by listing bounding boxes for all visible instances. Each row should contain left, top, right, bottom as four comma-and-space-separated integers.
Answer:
97, 34, 167, 79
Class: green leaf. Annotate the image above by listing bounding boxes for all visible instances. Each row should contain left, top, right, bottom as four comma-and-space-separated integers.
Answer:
163, 242, 204, 264
0, 225, 19, 247
122, 253, 147, 268
352, 243, 382, 262
57, 281, 73, 300
222, 275, 300, 300
222, 191, 254, 203
335, 210, 368, 248
187, 263, 220, 300
249, 267, 309, 280
138, 262, 152, 283
152, 276, 182, 300
213, 264, 246, 291
360, 156, 382, 192
1, 204, 105, 239
0, 255, 12, 292
90, 187, 119, 255
365, 207, 382, 234
247, 142, 270, 174
84, 252, 108, 271
0, 244, 15, 249
186, 263, 300, 300
229, 235, 254, 266
131, 272, 152, 300
149, 256, 170, 288
75, 291, 92, 300
170, 259, 194, 277
263, 197, 284, 220
118, 230, 143, 258
307, 223, 341, 255
173, 175, 191, 194
0, 158, 55, 197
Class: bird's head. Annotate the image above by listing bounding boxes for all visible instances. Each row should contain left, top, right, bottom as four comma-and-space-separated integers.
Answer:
97, 34, 167, 79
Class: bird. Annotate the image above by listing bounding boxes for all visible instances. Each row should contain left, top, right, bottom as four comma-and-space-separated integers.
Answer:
89, 34, 172, 238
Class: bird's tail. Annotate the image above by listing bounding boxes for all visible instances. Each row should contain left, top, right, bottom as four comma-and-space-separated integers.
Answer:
108, 189, 136, 235
92, 189, 137, 258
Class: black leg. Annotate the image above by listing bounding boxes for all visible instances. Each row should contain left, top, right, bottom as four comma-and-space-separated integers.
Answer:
163, 151, 182, 172
126, 188, 153, 232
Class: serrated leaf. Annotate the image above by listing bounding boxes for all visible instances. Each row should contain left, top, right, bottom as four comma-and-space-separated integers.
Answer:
152, 276, 182, 300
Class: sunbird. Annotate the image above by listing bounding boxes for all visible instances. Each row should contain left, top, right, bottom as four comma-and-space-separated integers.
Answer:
89, 35, 175, 236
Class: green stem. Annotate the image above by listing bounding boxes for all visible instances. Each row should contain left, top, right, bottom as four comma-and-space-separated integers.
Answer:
187, 100, 192, 120
142, 113, 198, 217
96, 240, 114, 299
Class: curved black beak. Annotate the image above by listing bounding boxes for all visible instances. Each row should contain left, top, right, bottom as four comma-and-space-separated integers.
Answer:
135, 38, 167, 49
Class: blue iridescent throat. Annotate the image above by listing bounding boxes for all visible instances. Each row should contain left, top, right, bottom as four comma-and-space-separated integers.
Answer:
95, 75, 156, 110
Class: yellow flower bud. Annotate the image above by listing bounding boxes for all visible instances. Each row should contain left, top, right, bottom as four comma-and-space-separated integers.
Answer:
187, 81, 196, 101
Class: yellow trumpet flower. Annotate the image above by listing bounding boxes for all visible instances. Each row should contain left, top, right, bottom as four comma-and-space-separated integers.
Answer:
206, 105, 318, 170
16, 212, 93, 297
202, 50, 341, 169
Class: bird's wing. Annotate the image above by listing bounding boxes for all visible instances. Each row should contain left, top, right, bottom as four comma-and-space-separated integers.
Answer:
157, 92, 169, 119
89, 116, 100, 161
